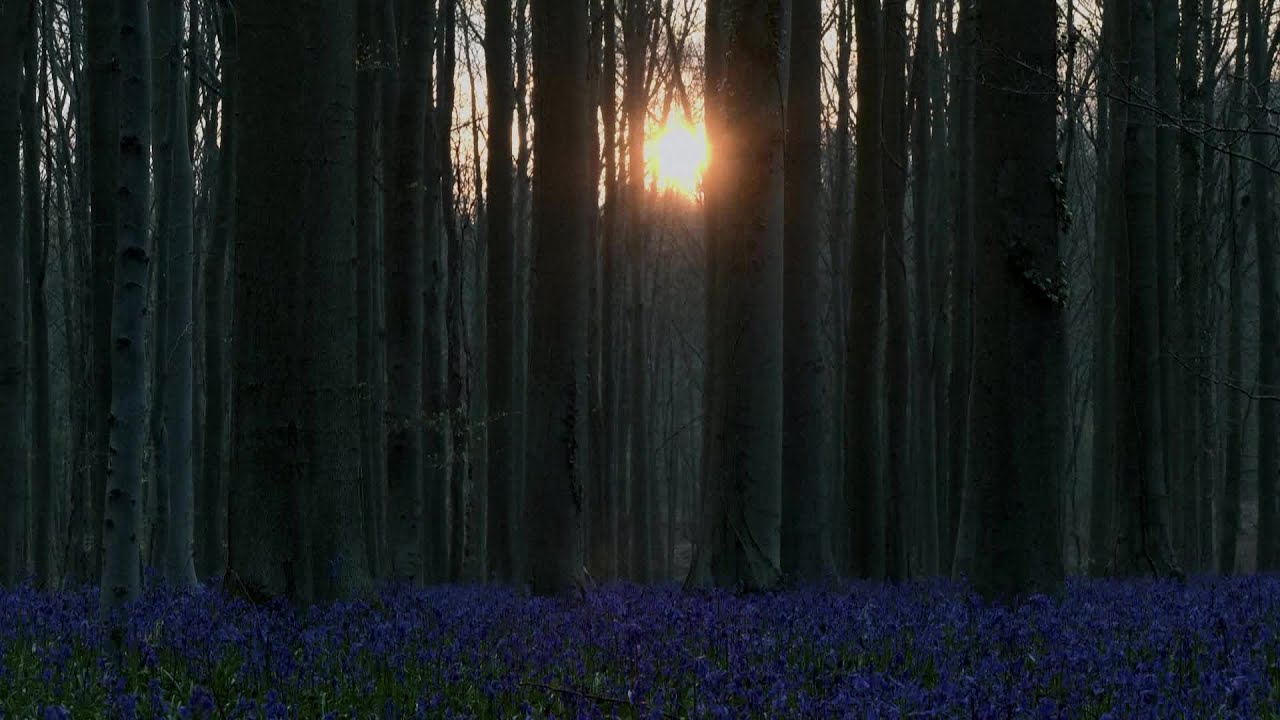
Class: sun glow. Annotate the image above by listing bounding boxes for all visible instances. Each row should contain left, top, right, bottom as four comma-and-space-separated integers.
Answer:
646, 112, 709, 199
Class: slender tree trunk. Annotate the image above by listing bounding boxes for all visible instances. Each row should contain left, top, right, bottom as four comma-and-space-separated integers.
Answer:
1246, 0, 1278, 572
599, 0, 622, 580
101, 0, 151, 615
383, 0, 429, 584
1117, 0, 1180, 578
487, 0, 518, 584
84, 0, 119, 586
199, 0, 235, 581
22, 0, 54, 588
355, 0, 388, 581
1177, 0, 1204, 574
1219, 9, 1246, 574
881, 0, 909, 581
0, 0, 28, 588
847, 0, 885, 579
155, 0, 198, 588
970, 0, 1065, 602
782, 0, 831, 581
1153, 0, 1183, 569
526, 0, 590, 596
624, 0, 652, 584
438, 0, 465, 583
909, 0, 939, 577
419, 0, 449, 587
827, 0, 852, 569
952, 0, 977, 576
947, 0, 976, 578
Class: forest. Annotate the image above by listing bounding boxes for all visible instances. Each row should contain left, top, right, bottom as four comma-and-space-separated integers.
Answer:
0, 0, 1278, 716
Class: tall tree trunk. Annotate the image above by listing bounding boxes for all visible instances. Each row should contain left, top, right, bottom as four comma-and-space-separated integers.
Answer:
384, 0, 430, 584
101, 0, 151, 615
198, 0, 236, 581
847, 0, 885, 579
827, 0, 852, 569
624, 0, 651, 584
909, 0, 939, 576
1246, 0, 1278, 572
1089, 0, 1122, 575
0, 0, 28, 588
1219, 8, 1246, 574
438, 0, 465, 583
355, 0, 388, 581
1117, 0, 1180, 578
1153, 0, 1183, 569
487, 0, 518, 584
782, 0, 831, 581
23, 0, 54, 588
155, 0, 198, 588
947, 0, 976, 578
229, 0, 370, 604
1177, 0, 1205, 574
599, 0, 622, 580
84, 0, 119, 586
881, 0, 909, 581
970, 0, 1065, 602
526, 0, 590, 596
420, 0, 449, 587
687, 0, 787, 592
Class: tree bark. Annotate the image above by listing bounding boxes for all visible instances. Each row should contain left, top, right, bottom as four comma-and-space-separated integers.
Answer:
155, 0, 198, 588
687, 0, 787, 592
84, 0, 119, 586
847, 0, 884, 579
1246, 0, 1278, 572
101, 0, 151, 615
487, 0, 518, 584
969, 0, 1065, 602
624, 0, 652, 584
22, 0, 54, 588
0, 0, 28, 588
229, 0, 370, 604
526, 0, 590, 596
782, 0, 832, 581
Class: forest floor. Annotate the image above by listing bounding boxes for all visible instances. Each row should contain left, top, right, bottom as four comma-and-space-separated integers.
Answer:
1, 574, 1277, 718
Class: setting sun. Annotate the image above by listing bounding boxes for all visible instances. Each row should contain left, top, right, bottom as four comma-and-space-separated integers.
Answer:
645, 112, 709, 199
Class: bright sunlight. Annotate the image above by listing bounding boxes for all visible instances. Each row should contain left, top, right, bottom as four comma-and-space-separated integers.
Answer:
645, 112, 709, 199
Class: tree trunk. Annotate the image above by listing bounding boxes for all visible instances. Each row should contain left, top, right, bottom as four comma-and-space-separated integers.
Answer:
687, 0, 787, 592
624, 0, 651, 584
229, 0, 369, 604
0, 0, 28, 588
383, 0, 431, 584
847, 0, 884, 579
101, 0, 151, 615
84, 0, 119, 586
198, 0, 236, 582
22, 0, 54, 588
782, 0, 832, 581
881, 0, 909, 582
1246, 0, 1278, 572
355, 0, 388, 581
947, 0, 975, 578
155, 0, 198, 588
1116, 0, 1180, 578
526, 0, 590, 596
969, 0, 1065, 602
438, 0, 465, 583
487, 0, 518, 584
908, 0, 939, 577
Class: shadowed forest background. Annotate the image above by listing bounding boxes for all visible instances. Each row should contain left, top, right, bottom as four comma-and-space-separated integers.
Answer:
0, 0, 1278, 613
